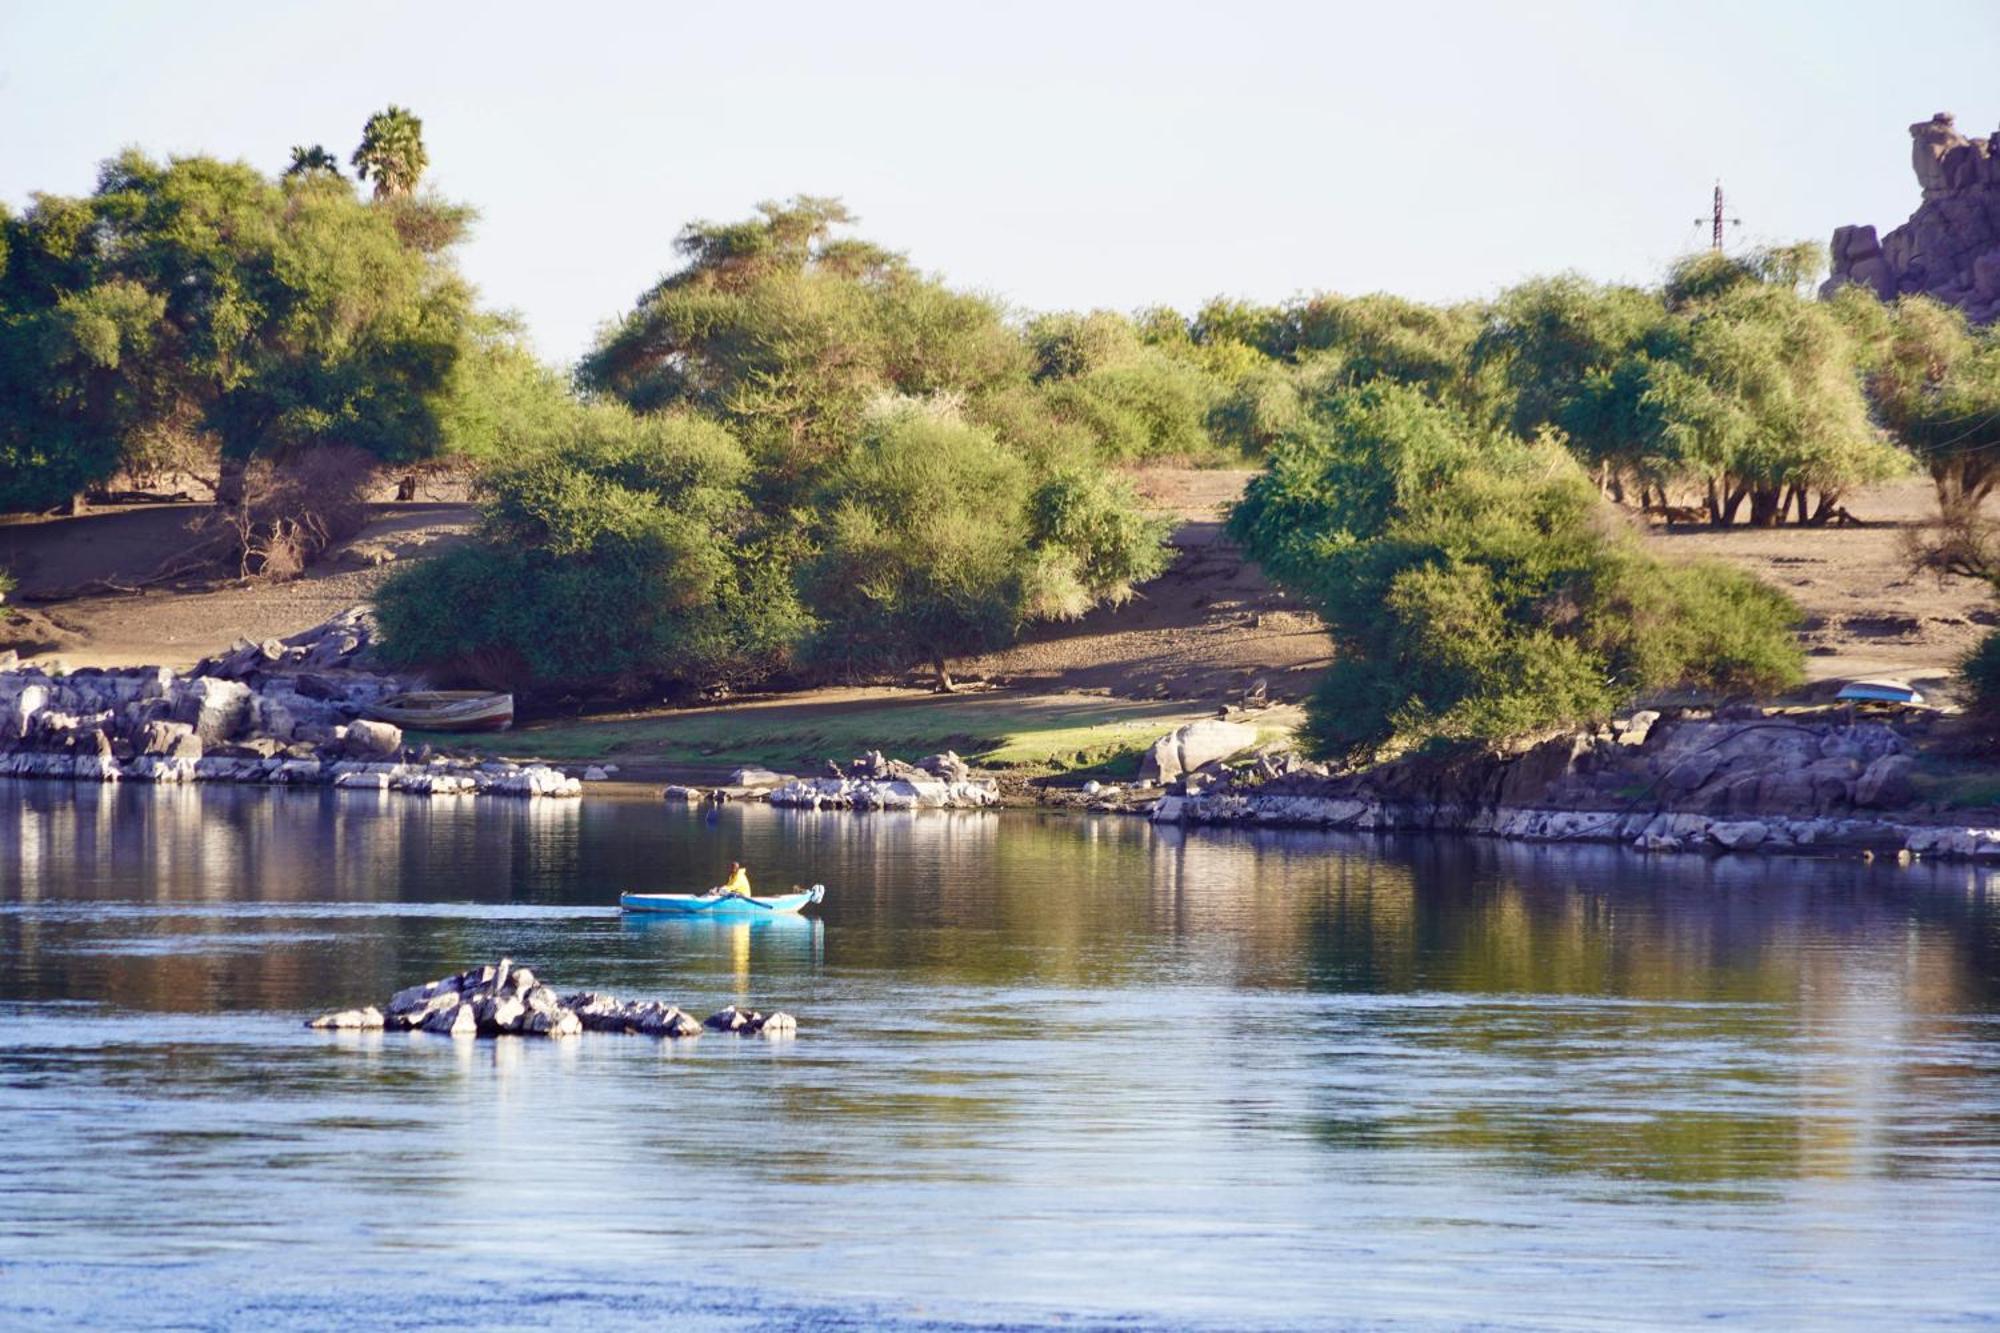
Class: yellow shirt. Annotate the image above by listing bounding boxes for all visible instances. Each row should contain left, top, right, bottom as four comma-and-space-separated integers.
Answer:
722, 867, 752, 897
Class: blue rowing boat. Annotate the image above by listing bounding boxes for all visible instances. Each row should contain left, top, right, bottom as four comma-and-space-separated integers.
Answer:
619, 884, 825, 916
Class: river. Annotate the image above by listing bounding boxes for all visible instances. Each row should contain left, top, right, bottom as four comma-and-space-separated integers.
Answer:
3, 780, 1998, 1329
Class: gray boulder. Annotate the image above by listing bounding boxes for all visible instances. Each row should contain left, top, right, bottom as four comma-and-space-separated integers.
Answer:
1709, 820, 1770, 851
1139, 719, 1260, 784
1854, 754, 1916, 809
135, 720, 202, 760
344, 718, 402, 757
918, 751, 972, 782
174, 677, 253, 746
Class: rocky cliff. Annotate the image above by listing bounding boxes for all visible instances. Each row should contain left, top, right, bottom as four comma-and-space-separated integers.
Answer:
1825, 112, 2000, 321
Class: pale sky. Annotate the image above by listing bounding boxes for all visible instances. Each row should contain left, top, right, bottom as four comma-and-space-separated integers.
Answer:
4, 1, 1997, 364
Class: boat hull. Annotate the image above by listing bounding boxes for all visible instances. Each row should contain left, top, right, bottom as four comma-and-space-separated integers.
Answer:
363, 691, 515, 733
620, 886, 825, 916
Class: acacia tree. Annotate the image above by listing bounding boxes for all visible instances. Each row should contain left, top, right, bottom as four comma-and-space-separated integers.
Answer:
1838, 291, 2000, 516
1476, 250, 1900, 525
579, 197, 1025, 485
802, 407, 1168, 690
1228, 383, 1803, 762
0, 149, 474, 513
1649, 276, 1897, 526
1473, 276, 1677, 502
351, 105, 428, 199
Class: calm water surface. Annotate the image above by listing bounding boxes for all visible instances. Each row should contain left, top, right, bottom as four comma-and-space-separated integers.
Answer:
3, 780, 2000, 1329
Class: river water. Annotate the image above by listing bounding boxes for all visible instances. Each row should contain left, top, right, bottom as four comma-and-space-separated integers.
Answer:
3, 780, 1998, 1330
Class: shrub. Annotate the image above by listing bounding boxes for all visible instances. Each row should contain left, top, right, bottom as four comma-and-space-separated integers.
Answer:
1961, 631, 2000, 728
375, 404, 809, 697
802, 409, 1171, 687
1231, 384, 1804, 763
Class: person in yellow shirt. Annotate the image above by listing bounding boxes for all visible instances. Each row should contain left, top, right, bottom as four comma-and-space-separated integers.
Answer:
718, 862, 752, 897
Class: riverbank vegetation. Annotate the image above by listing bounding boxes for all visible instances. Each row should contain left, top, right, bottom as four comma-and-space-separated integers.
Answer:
1230, 384, 1804, 761
12, 120, 2000, 750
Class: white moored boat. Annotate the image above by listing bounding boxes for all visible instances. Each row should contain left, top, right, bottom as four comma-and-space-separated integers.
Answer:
362, 690, 515, 732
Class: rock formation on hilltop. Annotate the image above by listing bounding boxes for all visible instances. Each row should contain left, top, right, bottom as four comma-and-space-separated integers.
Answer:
1825, 112, 2000, 321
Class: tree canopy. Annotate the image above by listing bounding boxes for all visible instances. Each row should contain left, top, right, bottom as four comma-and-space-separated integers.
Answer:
0, 113, 476, 513
1230, 384, 1804, 762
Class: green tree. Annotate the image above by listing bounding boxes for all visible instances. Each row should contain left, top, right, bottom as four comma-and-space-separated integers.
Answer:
1478, 250, 1901, 524
1648, 275, 1898, 525
1474, 276, 1675, 499
1838, 291, 2000, 515
376, 402, 809, 695
580, 197, 1024, 486
803, 406, 1169, 689
351, 105, 428, 199
283, 144, 343, 180
0, 149, 476, 512
1230, 384, 1803, 762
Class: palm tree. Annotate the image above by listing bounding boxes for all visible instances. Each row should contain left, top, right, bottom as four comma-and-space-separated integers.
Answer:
350, 106, 428, 200
282, 144, 343, 180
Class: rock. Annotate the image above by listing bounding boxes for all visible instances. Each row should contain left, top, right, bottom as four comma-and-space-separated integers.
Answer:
1615, 710, 1660, 747
704, 1005, 754, 1033
522, 1008, 582, 1038
136, 719, 202, 760
481, 995, 527, 1034
1664, 752, 1721, 792
173, 677, 253, 746
1854, 754, 1917, 809
756, 1012, 798, 1038
343, 718, 402, 758
917, 751, 972, 782
1709, 820, 1770, 851
728, 766, 789, 787
1825, 112, 2000, 322
421, 999, 467, 1034
307, 1006, 384, 1030
386, 983, 434, 1018
1138, 719, 1260, 784
508, 967, 536, 994
582, 766, 611, 781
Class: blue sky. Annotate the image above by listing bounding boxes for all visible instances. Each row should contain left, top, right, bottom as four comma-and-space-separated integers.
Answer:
4, 1, 1996, 364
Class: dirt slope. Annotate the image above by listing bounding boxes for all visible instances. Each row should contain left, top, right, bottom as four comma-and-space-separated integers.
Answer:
1, 503, 476, 670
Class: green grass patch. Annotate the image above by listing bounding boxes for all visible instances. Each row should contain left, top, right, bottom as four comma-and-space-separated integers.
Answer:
418, 691, 1301, 776
1910, 767, 2000, 811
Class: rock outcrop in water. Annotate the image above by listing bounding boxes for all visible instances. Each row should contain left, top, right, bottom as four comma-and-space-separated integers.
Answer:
307, 959, 797, 1038
1825, 112, 2000, 321
668, 749, 1001, 810
0, 609, 579, 798
1151, 708, 2000, 861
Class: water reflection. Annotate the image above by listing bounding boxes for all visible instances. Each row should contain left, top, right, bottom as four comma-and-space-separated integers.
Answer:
3, 782, 2000, 1325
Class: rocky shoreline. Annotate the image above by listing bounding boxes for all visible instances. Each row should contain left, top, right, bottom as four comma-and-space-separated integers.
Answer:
0, 610, 580, 798
665, 749, 1001, 810
1148, 708, 2000, 861
307, 958, 797, 1039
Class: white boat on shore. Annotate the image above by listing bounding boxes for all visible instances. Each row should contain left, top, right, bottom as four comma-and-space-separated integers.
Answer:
362, 690, 515, 732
